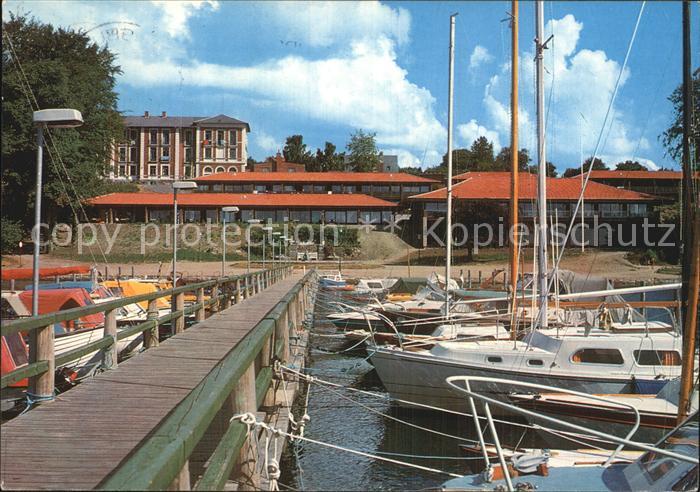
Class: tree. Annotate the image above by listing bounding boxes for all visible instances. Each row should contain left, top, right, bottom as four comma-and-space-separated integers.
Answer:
615, 160, 647, 171
346, 129, 381, 172
441, 149, 472, 172
561, 156, 608, 178
469, 136, 495, 170
246, 156, 256, 168
661, 67, 699, 163
2, 14, 123, 226
313, 141, 344, 171
494, 147, 531, 171
282, 135, 313, 166
527, 162, 558, 177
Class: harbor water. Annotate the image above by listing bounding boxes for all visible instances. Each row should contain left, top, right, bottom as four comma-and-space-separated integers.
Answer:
279, 286, 678, 490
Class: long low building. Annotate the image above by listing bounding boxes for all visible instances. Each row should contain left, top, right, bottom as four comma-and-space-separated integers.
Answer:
86, 192, 397, 225
408, 171, 665, 247
193, 171, 439, 205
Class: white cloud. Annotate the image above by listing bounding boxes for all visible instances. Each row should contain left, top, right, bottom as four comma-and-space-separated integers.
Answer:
469, 45, 493, 71
478, 14, 652, 170
151, 1, 219, 39
254, 130, 281, 155
600, 155, 659, 171
457, 119, 502, 150
268, 1, 411, 48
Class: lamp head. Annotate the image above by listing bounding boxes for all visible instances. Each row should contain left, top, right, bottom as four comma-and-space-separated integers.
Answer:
33, 108, 83, 128
173, 181, 197, 190
222, 206, 239, 213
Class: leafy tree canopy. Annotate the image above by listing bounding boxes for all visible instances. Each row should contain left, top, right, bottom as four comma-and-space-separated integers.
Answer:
561, 156, 608, 178
527, 162, 558, 177
661, 67, 699, 164
2, 13, 124, 226
282, 134, 313, 166
615, 160, 647, 171
312, 141, 345, 172
346, 129, 381, 172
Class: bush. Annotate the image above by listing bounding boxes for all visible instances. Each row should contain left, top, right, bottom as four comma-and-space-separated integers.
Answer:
639, 249, 659, 266
0, 218, 24, 254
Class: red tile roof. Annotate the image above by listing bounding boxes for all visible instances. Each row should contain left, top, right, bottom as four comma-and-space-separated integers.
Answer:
194, 171, 438, 184
412, 172, 658, 202
566, 170, 682, 180
86, 192, 397, 208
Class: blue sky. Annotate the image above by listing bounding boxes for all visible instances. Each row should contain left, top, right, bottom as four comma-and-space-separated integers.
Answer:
4, 1, 697, 171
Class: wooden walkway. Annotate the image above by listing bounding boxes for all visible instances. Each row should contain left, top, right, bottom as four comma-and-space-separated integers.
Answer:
0, 273, 304, 490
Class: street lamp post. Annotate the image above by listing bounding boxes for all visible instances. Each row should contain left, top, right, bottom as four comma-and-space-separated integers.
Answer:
262, 225, 273, 269
172, 181, 197, 299
221, 206, 239, 277
272, 232, 281, 268
246, 218, 261, 273
280, 235, 287, 266
31, 109, 83, 317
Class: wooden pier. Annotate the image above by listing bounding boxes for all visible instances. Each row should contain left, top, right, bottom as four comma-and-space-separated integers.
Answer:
0, 266, 317, 490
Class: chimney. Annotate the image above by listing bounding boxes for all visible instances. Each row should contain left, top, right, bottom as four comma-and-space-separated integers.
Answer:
161, 111, 167, 118
144, 111, 150, 118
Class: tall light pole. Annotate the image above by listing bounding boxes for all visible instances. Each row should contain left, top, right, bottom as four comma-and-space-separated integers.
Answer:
221, 206, 239, 277
172, 181, 197, 298
247, 218, 261, 273
31, 109, 83, 316
262, 225, 273, 269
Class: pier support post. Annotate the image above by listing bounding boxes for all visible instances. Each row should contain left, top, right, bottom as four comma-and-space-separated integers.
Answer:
243, 276, 250, 299
29, 323, 54, 400
145, 299, 159, 348
235, 278, 242, 304
168, 460, 191, 491
210, 283, 221, 315
232, 364, 260, 490
195, 287, 206, 322
103, 309, 118, 369
222, 283, 232, 310
174, 292, 185, 334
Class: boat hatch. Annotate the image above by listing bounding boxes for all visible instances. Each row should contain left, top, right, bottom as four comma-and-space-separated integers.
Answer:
571, 348, 624, 365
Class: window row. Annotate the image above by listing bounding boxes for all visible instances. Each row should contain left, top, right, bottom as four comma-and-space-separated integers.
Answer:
146, 209, 394, 225
202, 129, 239, 147
197, 183, 431, 194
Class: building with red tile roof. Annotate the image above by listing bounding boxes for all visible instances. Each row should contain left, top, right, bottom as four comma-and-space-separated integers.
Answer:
563, 169, 682, 202
86, 192, 396, 225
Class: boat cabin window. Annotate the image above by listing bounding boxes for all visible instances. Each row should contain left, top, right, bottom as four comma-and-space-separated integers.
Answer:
634, 350, 681, 366
1, 298, 19, 320
487, 356, 503, 363
4, 333, 28, 365
527, 359, 544, 366
571, 348, 624, 365
367, 282, 383, 289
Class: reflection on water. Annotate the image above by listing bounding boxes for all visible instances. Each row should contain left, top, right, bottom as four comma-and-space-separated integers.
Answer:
279, 287, 678, 490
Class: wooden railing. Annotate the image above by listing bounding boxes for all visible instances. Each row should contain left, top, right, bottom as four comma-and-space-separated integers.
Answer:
0, 265, 294, 396
97, 268, 318, 490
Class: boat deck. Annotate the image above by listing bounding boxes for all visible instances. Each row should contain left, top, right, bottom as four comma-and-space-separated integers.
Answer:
0, 273, 303, 490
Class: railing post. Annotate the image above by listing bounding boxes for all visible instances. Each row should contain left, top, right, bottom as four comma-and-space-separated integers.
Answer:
174, 292, 185, 334
222, 282, 232, 310
256, 273, 262, 294
103, 309, 118, 369
28, 323, 54, 400
210, 283, 220, 315
168, 461, 191, 491
195, 287, 206, 322
232, 364, 260, 490
243, 276, 250, 299
235, 278, 242, 303
145, 298, 159, 348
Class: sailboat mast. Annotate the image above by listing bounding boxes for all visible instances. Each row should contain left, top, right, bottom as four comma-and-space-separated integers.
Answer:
535, 0, 548, 328
677, 0, 697, 424
509, 0, 520, 339
445, 13, 457, 316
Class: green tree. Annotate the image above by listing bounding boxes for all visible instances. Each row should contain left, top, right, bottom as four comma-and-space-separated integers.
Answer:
615, 160, 647, 171
562, 156, 608, 178
0, 217, 24, 254
661, 67, 699, 163
282, 134, 313, 166
441, 149, 472, 173
2, 14, 123, 226
494, 147, 531, 171
527, 161, 558, 177
469, 136, 495, 170
346, 129, 381, 172
313, 141, 345, 171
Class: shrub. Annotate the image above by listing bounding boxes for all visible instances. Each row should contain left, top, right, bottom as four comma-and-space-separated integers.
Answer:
0, 218, 24, 254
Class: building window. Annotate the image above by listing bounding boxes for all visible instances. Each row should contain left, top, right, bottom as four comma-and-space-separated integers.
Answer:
346, 210, 358, 223
361, 185, 371, 193
325, 211, 335, 223
229, 130, 238, 145
629, 204, 648, 217
215, 166, 225, 173
184, 210, 201, 223
212, 184, 223, 192
584, 203, 595, 217
149, 165, 157, 177
426, 202, 446, 213
227, 166, 238, 173
202, 166, 213, 176
129, 128, 138, 142
129, 147, 138, 162
149, 147, 157, 162
275, 210, 288, 223
204, 147, 212, 159
272, 184, 283, 193
229, 147, 237, 160
217, 130, 225, 146
129, 164, 138, 177
161, 147, 170, 161
284, 185, 296, 192
311, 210, 322, 223
118, 165, 127, 176
600, 203, 625, 218
302, 184, 313, 193
519, 202, 535, 218
161, 165, 170, 176
335, 211, 347, 224
185, 147, 193, 162
184, 166, 193, 178
548, 202, 568, 218
255, 185, 267, 193
419, 185, 430, 193
314, 185, 326, 193
184, 130, 193, 146
162, 130, 170, 145
331, 185, 342, 193
391, 185, 401, 194
150, 129, 158, 144
118, 147, 127, 162
633, 350, 681, 366
345, 185, 356, 193
149, 209, 172, 223
204, 130, 212, 143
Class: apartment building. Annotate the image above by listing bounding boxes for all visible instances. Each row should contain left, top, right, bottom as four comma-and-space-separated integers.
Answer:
111, 112, 250, 181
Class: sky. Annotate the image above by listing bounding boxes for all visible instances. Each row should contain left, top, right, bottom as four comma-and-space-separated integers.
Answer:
3, 0, 697, 172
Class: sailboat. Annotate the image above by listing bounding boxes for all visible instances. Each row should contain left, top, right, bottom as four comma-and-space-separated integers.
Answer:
369, 2, 690, 412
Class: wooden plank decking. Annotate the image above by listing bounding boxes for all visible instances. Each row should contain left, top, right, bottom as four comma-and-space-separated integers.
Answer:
0, 273, 303, 490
